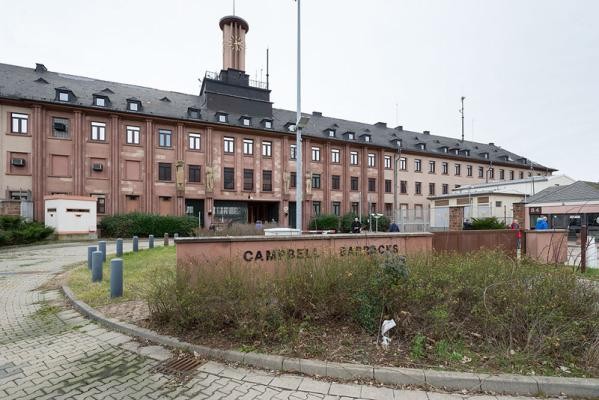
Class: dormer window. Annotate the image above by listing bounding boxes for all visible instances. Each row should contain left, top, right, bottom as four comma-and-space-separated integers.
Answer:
482, 152, 489, 159
451, 148, 459, 155
216, 112, 228, 123
287, 123, 296, 132
187, 108, 201, 119
363, 135, 371, 143
417, 143, 426, 150
56, 89, 72, 102
462, 150, 470, 156
391, 139, 402, 148
327, 129, 335, 138
346, 132, 355, 140
441, 146, 448, 153
93, 95, 108, 107
262, 119, 273, 129
127, 99, 141, 112
240, 117, 251, 126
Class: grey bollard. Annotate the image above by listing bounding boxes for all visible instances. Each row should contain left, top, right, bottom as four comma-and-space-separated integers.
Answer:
116, 238, 123, 257
87, 246, 97, 270
148, 234, 154, 249
110, 258, 123, 298
91, 251, 103, 282
132, 236, 139, 252
164, 233, 169, 246
98, 241, 107, 261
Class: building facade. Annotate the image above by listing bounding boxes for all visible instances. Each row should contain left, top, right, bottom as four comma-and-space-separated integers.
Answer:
0, 15, 554, 229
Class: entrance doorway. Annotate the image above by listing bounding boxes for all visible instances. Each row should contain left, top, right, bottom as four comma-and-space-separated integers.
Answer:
288, 202, 296, 228
185, 199, 204, 227
247, 202, 279, 224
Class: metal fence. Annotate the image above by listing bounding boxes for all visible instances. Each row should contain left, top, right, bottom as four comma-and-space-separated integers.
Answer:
396, 208, 431, 233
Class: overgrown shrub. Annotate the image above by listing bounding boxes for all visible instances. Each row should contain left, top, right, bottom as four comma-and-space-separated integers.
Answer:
470, 217, 507, 230
308, 214, 339, 230
0, 216, 54, 246
99, 213, 198, 237
147, 250, 599, 372
340, 212, 363, 233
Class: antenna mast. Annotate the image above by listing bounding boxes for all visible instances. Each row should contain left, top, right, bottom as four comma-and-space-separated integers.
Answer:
460, 96, 465, 142
266, 47, 270, 90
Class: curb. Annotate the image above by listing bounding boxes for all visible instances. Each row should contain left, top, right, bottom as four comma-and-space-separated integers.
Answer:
62, 285, 599, 398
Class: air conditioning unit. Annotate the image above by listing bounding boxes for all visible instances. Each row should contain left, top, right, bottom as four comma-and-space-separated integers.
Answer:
92, 163, 103, 172
11, 158, 26, 167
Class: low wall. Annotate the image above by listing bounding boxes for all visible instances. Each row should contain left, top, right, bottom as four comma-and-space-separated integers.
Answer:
524, 229, 568, 264
176, 232, 432, 279
433, 229, 518, 256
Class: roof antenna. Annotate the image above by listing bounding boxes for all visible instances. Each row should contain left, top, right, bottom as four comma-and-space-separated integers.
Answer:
460, 96, 465, 142
266, 47, 270, 90
233, 0, 236, 15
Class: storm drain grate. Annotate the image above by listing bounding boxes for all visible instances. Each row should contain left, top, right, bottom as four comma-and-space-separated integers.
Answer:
152, 355, 204, 381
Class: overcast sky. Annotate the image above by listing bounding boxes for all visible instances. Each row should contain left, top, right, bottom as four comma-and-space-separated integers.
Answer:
2, 0, 597, 181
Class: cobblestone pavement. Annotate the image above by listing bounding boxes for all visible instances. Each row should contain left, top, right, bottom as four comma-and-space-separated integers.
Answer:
0, 242, 541, 400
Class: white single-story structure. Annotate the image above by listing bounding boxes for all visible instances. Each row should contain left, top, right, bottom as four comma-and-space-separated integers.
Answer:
44, 195, 97, 240
428, 175, 575, 228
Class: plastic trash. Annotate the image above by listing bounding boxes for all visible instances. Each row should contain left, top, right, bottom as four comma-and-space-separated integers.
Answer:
381, 319, 396, 349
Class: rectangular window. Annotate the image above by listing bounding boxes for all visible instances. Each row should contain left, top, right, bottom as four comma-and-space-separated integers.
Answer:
467, 165, 473, 177
368, 178, 376, 192
454, 163, 461, 176
384, 203, 392, 217
385, 179, 392, 193
262, 170, 272, 192
351, 202, 359, 215
188, 165, 201, 183
59, 91, 70, 102
158, 163, 172, 181
429, 182, 435, 196
367, 153, 376, 167
400, 180, 407, 194
332, 201, 341, 216
442, 162, 448, 175
384, 155, 392, 169
223, 167, 235, 190
218, 114, 227, 123
500, 169, 505, 180
415, 159, 422, 172
158, 129, 172, 147
332, 175, 341, 190
478, 166, 484, 178
429, 161, 436, 173
489, 168, 495, 179
350, 151, 359, 165
243, 139, 254, 155
415, 181, 422, 195
311, 173, 321, 189
290, 144, 296, 160
91, 122, 106, 141
189, 133, 201, 150
126, 126, 140, 144
331, 149, 340, 163
509, 170, 515, 180
262, 170, 273, 191
519, 171, 524, 179
95, 195, 106, 214
261, 141, 272, 157
290, 172, 296, 188
350, 176, 359, 191
312, 201, 321, 216
311, 146, 321, 161
11, 113, 28, 134
370, 203, 377, 213
442, 184, 449, 194
243, 169, 254, 191
399, 157, 407, 170
224, 137, 234, 153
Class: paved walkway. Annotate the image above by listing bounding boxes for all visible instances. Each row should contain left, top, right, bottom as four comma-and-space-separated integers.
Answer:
0, 241, 542, 400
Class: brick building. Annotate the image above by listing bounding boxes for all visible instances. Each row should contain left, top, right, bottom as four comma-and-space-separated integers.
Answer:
0, 15, 554, 229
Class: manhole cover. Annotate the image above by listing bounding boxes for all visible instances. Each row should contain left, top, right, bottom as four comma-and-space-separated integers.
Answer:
152, 355, 204, 381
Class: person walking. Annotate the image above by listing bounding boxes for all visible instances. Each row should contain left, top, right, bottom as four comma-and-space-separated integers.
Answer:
389, 220, 400, 232
510, 219, 522, 249
351, 217, 361, 233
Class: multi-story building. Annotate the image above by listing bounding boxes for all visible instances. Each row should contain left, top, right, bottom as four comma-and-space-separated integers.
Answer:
0, 14, 553, 229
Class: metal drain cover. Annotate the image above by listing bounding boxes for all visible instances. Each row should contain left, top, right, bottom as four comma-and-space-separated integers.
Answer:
152, 355, 204, 381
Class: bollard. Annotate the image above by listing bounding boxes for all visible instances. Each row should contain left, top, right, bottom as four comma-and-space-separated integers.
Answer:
148, 234, 154, 249
164, 233, 169, 246
110, 258, 123, 298
116, 238, 123, 257
87, 246, 97, 270
98, 241, 107, 261
91, 251, 103, 282
132, 236, 139, 252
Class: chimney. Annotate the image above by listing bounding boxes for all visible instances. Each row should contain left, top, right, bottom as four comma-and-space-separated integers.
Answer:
489, 142, 495, 146
35, 63, 47, 73
394, 125, 403, 131
375, 122, 387, 128
312, 111, 322, 117
219, 16, 249, 71
423, 130, 430, 135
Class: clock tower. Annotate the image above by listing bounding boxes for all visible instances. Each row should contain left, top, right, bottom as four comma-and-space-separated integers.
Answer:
220, 15, 249, 71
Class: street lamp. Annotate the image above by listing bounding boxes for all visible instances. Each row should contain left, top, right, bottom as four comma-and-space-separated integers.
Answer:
295, 0, 306, 232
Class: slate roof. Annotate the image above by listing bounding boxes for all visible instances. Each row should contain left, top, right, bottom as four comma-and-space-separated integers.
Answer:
527, 181, 599, 204
0, 62, 554, 171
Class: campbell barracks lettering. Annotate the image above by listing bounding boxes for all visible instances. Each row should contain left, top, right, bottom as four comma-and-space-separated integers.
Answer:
243, 244, 400, 262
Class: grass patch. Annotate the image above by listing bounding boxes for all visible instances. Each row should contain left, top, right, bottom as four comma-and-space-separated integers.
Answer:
583, 268, 599, 281
67, 246, 175, 307
33, 302, 61, 318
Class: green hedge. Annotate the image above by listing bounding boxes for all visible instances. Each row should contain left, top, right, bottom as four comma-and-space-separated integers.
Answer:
308, 214, 339, 230
99, 213, 198, 238
470, 217, 507, 230
0, 216, 54, 246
